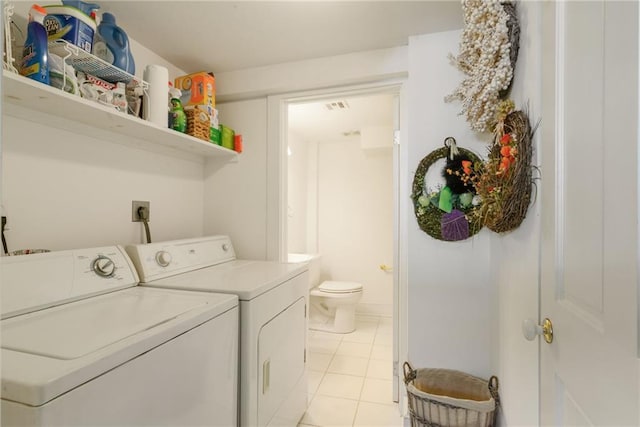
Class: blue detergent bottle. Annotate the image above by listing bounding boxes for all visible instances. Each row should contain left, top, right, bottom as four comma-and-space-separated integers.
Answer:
20, 4, 49, 84
93, 12, 135, 75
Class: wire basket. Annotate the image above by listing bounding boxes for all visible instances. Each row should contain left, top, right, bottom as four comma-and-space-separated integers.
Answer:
403, 362, 499, 427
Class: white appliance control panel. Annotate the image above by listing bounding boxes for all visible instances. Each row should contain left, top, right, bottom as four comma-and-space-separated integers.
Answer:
126, 235, 236, 282
1, 246, 139, 319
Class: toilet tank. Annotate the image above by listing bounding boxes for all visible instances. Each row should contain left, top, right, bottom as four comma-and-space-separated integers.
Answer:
288, 253, 321, 289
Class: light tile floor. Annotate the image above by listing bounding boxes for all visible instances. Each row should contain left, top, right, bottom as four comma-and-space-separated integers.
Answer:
299, 316, 405, 427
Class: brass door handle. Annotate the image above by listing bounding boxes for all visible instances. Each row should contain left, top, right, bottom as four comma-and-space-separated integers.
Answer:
522, 318, 554, 344
379, 264, 393, 272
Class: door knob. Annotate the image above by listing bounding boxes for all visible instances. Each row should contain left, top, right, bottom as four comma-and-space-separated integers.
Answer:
522, 318, 554, 344
379, 264, 393, 272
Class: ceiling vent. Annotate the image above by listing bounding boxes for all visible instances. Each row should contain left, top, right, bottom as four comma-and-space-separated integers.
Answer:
325, 100, 350, 111
342, 130, 361, 137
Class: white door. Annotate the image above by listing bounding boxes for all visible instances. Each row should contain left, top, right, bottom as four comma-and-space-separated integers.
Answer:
539, 1, 638, 425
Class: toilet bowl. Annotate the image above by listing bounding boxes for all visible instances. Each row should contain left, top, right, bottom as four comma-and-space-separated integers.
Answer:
288, 253, 364, 334
309, 281, 363, 334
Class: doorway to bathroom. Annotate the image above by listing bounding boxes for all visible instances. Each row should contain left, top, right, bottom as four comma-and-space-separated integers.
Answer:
266, 81, 406, 404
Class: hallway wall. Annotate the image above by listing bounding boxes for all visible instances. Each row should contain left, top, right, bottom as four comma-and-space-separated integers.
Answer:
316, 138, 393, 316
405, 30, 493, 377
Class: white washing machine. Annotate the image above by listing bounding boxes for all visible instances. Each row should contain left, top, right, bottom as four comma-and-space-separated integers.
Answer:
126, 235, 309, 427
1, 245, 239, 426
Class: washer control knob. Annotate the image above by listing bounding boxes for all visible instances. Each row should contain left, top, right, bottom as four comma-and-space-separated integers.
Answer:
155, 251, 172, 267
92, 256, 116, 277
222, 243, 229, 252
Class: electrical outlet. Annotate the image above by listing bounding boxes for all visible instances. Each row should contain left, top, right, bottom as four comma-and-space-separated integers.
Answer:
132, 201, 150, 222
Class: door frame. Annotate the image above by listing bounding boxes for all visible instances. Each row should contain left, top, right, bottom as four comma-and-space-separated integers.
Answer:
266, 79, 408, 406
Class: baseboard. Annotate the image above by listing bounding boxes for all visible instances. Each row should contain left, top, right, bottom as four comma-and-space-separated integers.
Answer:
356, 302, 392, 317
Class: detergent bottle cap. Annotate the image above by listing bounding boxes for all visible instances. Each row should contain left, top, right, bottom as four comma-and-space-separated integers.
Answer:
101, 12, 116, 24
169, 87, 182, 99
30, 4, 47, 16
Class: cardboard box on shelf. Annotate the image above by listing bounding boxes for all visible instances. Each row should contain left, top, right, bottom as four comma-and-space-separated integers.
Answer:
220, 125, 235, 150
174, 72, 215, 108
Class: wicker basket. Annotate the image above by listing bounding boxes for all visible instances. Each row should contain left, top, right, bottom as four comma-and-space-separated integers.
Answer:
186, 108, 210, 142
403, 362, 499, 427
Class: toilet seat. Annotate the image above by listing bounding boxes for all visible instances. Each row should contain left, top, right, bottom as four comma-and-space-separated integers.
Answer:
318, 281, 363, 294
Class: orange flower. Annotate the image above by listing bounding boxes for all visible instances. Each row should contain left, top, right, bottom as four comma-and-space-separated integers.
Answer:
461, 160, 472, 175
500, 146, 511, 157
500, 134, 511, 145
499, 156, 511, 172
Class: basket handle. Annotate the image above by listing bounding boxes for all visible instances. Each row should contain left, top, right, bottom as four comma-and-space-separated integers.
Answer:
489, 375, 500, 406
403, 361, 416, 384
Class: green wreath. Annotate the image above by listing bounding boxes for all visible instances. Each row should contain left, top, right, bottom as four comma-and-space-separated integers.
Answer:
411, 139, 483, 241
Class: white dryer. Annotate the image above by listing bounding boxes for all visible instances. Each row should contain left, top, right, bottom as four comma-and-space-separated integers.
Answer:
1, 245, 239, 426
126, 235, 309, 427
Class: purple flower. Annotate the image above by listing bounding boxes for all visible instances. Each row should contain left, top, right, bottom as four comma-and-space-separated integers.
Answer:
441, 209, 470, 241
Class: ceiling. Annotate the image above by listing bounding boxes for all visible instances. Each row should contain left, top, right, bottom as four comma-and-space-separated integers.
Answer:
288, 92, 396, 143
97, 1, 463, 73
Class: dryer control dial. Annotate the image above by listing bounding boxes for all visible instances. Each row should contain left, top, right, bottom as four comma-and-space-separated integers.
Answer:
155, 251, 172, 267
92, 256, 116, 277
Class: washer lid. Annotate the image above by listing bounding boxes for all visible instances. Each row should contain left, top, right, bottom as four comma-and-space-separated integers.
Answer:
318, 281, 363, 293
1, 287, 238, 406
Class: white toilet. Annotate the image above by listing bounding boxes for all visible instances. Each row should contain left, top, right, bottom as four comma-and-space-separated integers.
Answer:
288, 253, 363, 334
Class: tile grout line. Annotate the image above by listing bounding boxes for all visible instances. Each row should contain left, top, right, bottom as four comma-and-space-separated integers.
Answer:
303, 315, 400, 426
355, 315, 381, 426
352, 339, 374, 427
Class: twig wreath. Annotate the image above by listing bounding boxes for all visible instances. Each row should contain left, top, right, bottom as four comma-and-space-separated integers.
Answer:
411, 138, 483, 241
473, 101, 538, 233
445, 0, 520, 133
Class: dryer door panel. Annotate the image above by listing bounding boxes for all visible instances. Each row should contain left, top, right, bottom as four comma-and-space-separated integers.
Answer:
258, 297, 306, 426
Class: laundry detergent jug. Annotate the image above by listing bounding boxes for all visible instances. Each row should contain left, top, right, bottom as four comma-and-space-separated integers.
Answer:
93, 12, 135, 75
21, 4, 49, 84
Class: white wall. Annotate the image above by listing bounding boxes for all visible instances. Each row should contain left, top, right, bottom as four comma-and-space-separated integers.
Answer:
1, 32, 206, 252
203, 98, 268, 260
215, 47, 408, 103
315, 139, 394, 316
491, 3, 541, 426
2, 118, 204, 251
405, 31, 494, 378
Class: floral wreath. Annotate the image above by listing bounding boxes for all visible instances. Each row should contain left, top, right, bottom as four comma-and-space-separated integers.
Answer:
445, 0, 520, 133
473, 100, 537, 233
411, 138, 483, 241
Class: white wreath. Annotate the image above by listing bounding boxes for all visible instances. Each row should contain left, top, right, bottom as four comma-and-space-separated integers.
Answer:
445, 0, 515, 133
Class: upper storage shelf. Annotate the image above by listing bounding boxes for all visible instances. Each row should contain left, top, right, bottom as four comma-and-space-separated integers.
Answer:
2, 70, 237, 162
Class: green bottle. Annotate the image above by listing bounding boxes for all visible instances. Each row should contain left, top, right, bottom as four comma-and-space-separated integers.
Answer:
169, 88, 186, 133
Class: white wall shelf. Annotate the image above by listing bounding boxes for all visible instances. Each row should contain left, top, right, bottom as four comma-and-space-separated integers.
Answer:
2, 70, 238, 162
